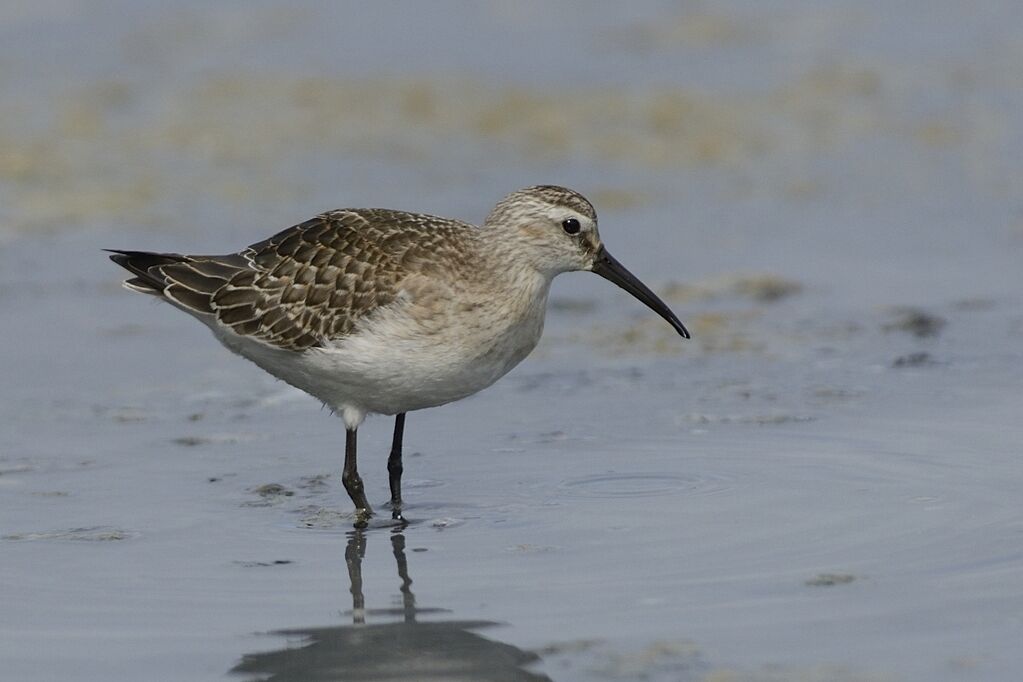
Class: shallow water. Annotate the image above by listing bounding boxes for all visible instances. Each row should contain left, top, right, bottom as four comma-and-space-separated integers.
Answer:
2, 2, 1023, 681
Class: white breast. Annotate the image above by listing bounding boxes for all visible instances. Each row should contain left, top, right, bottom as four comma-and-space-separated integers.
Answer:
216, 267, 553, 428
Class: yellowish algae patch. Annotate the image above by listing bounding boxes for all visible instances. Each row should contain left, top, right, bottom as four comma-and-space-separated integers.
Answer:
544, 272, 804, 357
615, 11, 752, 49
702, 666, 893, 682
161, 76, 761, 168
663, 274, 803, 303
576, 309, 766, 357
0, 57, 978, 237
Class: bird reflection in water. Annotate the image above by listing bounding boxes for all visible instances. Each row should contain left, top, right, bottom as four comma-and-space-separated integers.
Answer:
231, 529, 552, 681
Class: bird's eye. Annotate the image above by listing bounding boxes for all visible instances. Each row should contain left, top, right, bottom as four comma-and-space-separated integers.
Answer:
561, 218, 581, 235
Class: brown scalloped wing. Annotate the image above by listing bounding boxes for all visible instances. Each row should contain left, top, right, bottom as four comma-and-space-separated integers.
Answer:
157, 210, 469, 351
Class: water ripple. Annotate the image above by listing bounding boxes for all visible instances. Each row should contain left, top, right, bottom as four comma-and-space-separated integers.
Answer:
557, 472, 734, 498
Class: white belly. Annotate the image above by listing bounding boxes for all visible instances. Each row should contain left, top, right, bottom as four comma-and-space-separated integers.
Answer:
215, 274, 551, 427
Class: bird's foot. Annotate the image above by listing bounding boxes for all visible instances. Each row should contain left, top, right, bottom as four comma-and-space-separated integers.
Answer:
352, 507, 373, 529
381, 499, 410, 528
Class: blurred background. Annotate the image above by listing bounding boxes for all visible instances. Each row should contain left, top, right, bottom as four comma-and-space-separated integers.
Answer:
4, 0, 1021, 299
2, 2, 1022, 681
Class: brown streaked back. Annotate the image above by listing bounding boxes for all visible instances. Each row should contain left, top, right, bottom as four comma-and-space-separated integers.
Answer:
109, 208, 478, 351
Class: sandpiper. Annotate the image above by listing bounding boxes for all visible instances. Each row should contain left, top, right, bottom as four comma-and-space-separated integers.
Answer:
109, 185, 689, 526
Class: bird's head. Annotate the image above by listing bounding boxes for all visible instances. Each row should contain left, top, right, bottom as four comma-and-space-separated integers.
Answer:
485, 185, 689, 339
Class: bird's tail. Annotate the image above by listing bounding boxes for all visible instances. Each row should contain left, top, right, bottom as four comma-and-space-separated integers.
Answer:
105, 249, 188, 294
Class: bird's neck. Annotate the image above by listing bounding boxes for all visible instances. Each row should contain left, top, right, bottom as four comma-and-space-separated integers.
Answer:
484, 228, 566, 283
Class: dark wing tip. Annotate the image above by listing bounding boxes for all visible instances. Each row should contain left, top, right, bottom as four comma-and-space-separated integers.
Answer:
106, 249, 188, 292
105, 248, 131, 267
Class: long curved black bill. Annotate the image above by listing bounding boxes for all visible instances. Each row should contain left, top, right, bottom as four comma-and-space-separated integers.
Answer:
591, 247, 690, 339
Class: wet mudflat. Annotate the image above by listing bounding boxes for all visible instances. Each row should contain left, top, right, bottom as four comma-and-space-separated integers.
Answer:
2, 2, 1023, 681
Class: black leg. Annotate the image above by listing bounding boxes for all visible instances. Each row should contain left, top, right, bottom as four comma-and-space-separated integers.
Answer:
387, 413, 406, 518
343, 428, 372, 527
